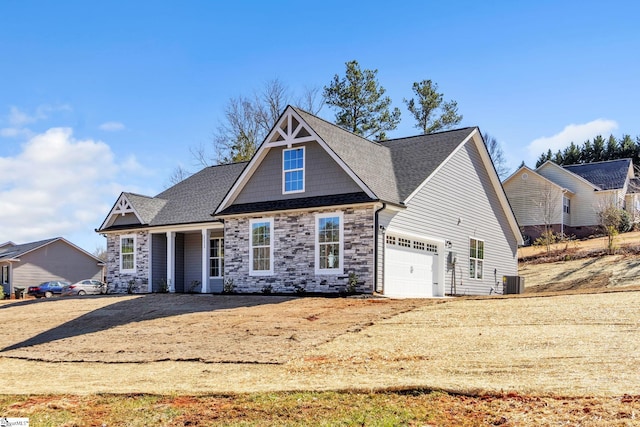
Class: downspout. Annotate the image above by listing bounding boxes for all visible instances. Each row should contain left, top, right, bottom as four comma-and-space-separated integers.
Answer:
561, 190, 565, 237
374, 203, 386, 294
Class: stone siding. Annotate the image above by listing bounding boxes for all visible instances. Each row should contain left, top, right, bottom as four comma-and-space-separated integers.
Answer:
224, 206, 375, 294
106, 231, 149, 293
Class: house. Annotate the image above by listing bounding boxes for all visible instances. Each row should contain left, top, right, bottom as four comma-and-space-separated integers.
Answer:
97, 106, 522, 297
0, 237, 105, 297
503, 158, 638, 241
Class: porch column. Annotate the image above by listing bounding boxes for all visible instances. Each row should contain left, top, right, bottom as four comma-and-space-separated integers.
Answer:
166, 231, 176, 293
147, 235, 153, 292
201, 229, 209, 293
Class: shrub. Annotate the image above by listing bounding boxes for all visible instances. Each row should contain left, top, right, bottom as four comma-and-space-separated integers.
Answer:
261, 284, 273, 294
619, 209, 632, 233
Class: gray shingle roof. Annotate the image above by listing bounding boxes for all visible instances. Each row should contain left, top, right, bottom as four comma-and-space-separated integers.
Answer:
0, 238, 59, 261
381, 128, 476, 201
563, 159, 631, 190
218, 192, 374, 216
294, 107, 474, 205
101, 162, 247, 231
294, 108, 400, 203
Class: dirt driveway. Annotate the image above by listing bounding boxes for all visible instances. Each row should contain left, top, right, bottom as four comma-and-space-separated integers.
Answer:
1, 292, 639, 396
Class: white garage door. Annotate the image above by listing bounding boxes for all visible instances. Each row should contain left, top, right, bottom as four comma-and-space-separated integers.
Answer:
384, 234, 440, 298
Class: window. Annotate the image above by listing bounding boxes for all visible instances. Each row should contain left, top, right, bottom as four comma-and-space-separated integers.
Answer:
283, 147, 305, 193
469, 238, 484, 279
1, 265, 8, 284
563, 197, 571, 214
210, 238, 224, 277
250, 218, 273, 275
315, 212, 343, 274
120, 235, 136, 273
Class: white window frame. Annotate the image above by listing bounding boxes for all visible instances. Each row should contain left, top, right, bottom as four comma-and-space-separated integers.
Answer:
249, 218, 274, 276
120, 234, 136, 273
282, 146, 305, 194
315, 212, 344, 275
563, 196, 571, 214
1, 265, 8, 284
209, 237, 224, 278
469, 237, 484, 280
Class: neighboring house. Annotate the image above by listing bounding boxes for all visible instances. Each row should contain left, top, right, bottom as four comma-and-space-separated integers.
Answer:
98, 106, 522, 297
0, 237, 105, 297
503, 159, 637, 241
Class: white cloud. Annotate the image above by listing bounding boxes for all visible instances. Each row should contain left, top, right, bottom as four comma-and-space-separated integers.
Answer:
99, 121, 125, 132
527, 119, 619, 160
0, 127, 148, 251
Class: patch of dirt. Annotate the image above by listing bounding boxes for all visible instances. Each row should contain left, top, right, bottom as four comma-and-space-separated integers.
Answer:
519, 231, 640, 293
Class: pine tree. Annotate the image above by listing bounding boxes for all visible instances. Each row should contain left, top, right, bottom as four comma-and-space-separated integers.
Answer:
323, 60, 401, 140
404, 80, 462, 134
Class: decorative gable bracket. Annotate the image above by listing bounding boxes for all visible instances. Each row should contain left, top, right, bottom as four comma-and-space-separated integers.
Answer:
267, 111, 315, 148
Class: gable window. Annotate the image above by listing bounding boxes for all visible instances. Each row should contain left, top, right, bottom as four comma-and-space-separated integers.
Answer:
469, 238, 484, 279
563, 196, 571, 214
283, 147, 305, 193
209, 238, 224, 278
315, 212, 344, 275
250, 218, 274, 275
120, 235, 136, 273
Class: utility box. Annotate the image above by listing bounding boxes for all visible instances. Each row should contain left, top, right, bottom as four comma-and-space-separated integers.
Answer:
503, 276, 525, 294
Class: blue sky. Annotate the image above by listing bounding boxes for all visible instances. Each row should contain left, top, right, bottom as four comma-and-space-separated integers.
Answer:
1, 1, 639, 252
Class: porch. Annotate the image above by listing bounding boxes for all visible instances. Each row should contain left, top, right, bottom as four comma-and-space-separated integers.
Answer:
148, 227, 224, 293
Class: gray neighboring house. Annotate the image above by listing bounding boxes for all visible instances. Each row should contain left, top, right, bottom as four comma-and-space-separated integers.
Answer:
98, 106, 522, 297
0, 237, 105, 297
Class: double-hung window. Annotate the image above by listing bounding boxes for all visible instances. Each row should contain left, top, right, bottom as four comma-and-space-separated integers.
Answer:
209, 238, 224, 277
250, 218, 274, 275
283, 147, 305, 193
563, 196, 571, 214
315, 212, 343, 275
469, 238, 484, 279
120, 235, 136, 273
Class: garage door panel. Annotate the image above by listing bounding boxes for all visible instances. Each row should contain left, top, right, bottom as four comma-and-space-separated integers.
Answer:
384, 234, 439, 298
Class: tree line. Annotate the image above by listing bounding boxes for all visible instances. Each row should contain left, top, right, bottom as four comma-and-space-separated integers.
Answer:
535, 134, 640, 168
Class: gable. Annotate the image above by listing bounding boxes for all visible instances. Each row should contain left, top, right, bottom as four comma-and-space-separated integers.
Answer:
99, 193, 146, 230
216, 107, 377, 215
232, 140, 363, 205
503, 167, 567, 227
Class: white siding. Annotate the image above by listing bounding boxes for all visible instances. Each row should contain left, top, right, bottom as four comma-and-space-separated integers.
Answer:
503, 169, 564, 227
538, 164, 602, 226
379, 140, 518, 296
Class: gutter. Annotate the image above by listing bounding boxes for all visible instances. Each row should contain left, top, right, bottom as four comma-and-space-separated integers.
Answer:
373, 203, 386, 294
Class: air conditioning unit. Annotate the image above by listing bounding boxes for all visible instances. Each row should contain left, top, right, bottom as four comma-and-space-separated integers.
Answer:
502, 276, 525, 294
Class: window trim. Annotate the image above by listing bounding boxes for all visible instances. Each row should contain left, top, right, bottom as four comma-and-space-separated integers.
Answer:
563, 196, 571, 214
469, 237, 484, 280
315, 212, 344, 275
209, 237, 224, 278
249, 218, 274, 276
1, 265, 8, 285
120, 234, 136, 274
282, 146, 305, 194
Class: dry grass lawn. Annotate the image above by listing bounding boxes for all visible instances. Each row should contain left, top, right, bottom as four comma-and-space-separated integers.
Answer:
1, 291, 638, 397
